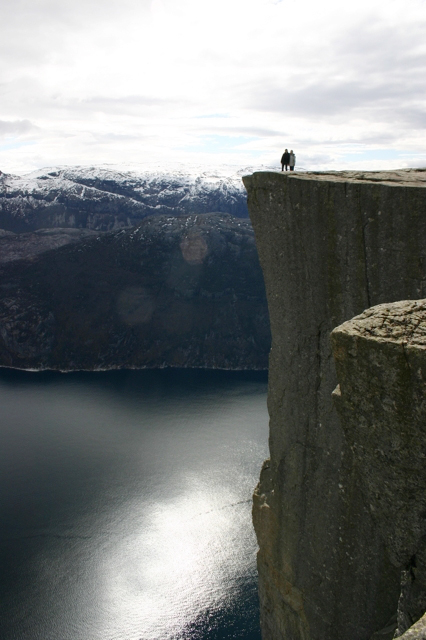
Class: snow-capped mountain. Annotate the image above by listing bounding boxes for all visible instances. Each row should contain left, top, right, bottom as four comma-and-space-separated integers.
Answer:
0, 164, 264, 233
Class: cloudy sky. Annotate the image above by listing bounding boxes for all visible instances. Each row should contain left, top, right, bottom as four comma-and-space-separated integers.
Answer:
1, 0, 426, 173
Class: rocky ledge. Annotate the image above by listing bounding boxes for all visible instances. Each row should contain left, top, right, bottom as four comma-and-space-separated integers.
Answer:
0, 213, 270, 371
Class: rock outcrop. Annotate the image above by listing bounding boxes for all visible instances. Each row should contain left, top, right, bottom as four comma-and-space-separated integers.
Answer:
243, 169, 426, 640
0, 213, 270, 371
0, 166, 248, 233
332, 300, 426, 639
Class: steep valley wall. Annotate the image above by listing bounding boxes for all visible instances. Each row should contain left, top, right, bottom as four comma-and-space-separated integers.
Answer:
0, 213, 270, 371
242, 169, 426, 640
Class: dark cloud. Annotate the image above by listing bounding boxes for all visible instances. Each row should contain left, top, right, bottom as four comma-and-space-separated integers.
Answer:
206, 124, 284, 138
397, 107, 426, 129
80, 95, 183, 115
250, 71, 426, 126
0, 119, 37, 137
0, 83, 183, 122
247, 12, 426, 128
252, 79, 391, 117
334, 17, 426, 73
320, 132, 401, 146
86, 96, 173, 106
2, 0, 151, 28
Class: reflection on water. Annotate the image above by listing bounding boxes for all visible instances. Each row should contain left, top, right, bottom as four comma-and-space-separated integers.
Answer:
0, 368, 268, 640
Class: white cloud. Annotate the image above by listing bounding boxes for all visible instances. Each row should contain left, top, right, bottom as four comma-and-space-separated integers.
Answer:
1, 0, 426, 172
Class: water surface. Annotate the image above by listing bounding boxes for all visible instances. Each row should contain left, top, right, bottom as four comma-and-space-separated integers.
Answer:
0, 368, 268, 640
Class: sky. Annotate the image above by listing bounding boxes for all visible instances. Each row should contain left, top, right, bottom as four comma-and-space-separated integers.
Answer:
1, 0, 426, 174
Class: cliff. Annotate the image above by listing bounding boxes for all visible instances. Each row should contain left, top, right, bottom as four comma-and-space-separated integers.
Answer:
0, 213, 270, 371
243, 169, 426, 640
332, 300, 426, 639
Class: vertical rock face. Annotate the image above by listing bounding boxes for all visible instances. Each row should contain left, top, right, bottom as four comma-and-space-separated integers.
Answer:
332, 300, 426, 639
242, 170, 426, 640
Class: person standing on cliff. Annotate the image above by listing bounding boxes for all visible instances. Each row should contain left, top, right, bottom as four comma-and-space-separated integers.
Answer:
281, 149, 290, 171
289, 150, 296, 171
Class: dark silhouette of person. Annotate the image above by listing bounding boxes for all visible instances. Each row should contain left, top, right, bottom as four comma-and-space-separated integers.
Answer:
281, 149, 290, 171
289, 150, 296, 171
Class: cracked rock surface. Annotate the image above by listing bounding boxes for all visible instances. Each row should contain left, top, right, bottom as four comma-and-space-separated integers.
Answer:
243, 169, 426, 640
332, 299, 426, 346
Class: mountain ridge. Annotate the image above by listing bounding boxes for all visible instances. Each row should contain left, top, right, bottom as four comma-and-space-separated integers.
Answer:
0, 164, 255, 232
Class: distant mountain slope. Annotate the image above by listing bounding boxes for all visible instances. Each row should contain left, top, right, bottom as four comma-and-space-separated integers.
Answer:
0, 165, 250, 233
0, 213, 270, 371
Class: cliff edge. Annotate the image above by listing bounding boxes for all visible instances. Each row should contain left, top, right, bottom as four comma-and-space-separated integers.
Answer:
243, 169, 426, 640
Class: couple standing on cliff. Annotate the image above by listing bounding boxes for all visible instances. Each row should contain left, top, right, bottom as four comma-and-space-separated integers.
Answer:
281, 149, 296, 172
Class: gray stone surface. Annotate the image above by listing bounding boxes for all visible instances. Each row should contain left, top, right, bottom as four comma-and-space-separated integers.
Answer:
243, 169, 426, 640
332, 300, 426, 638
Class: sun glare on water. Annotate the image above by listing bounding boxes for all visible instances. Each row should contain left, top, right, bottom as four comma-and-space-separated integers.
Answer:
95, 479, 257, 639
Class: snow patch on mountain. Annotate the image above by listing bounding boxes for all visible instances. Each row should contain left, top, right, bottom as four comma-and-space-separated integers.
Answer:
0, 163, 273, 232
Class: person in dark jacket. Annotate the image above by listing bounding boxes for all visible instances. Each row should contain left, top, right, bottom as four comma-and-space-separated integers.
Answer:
281, 149, 290, 171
